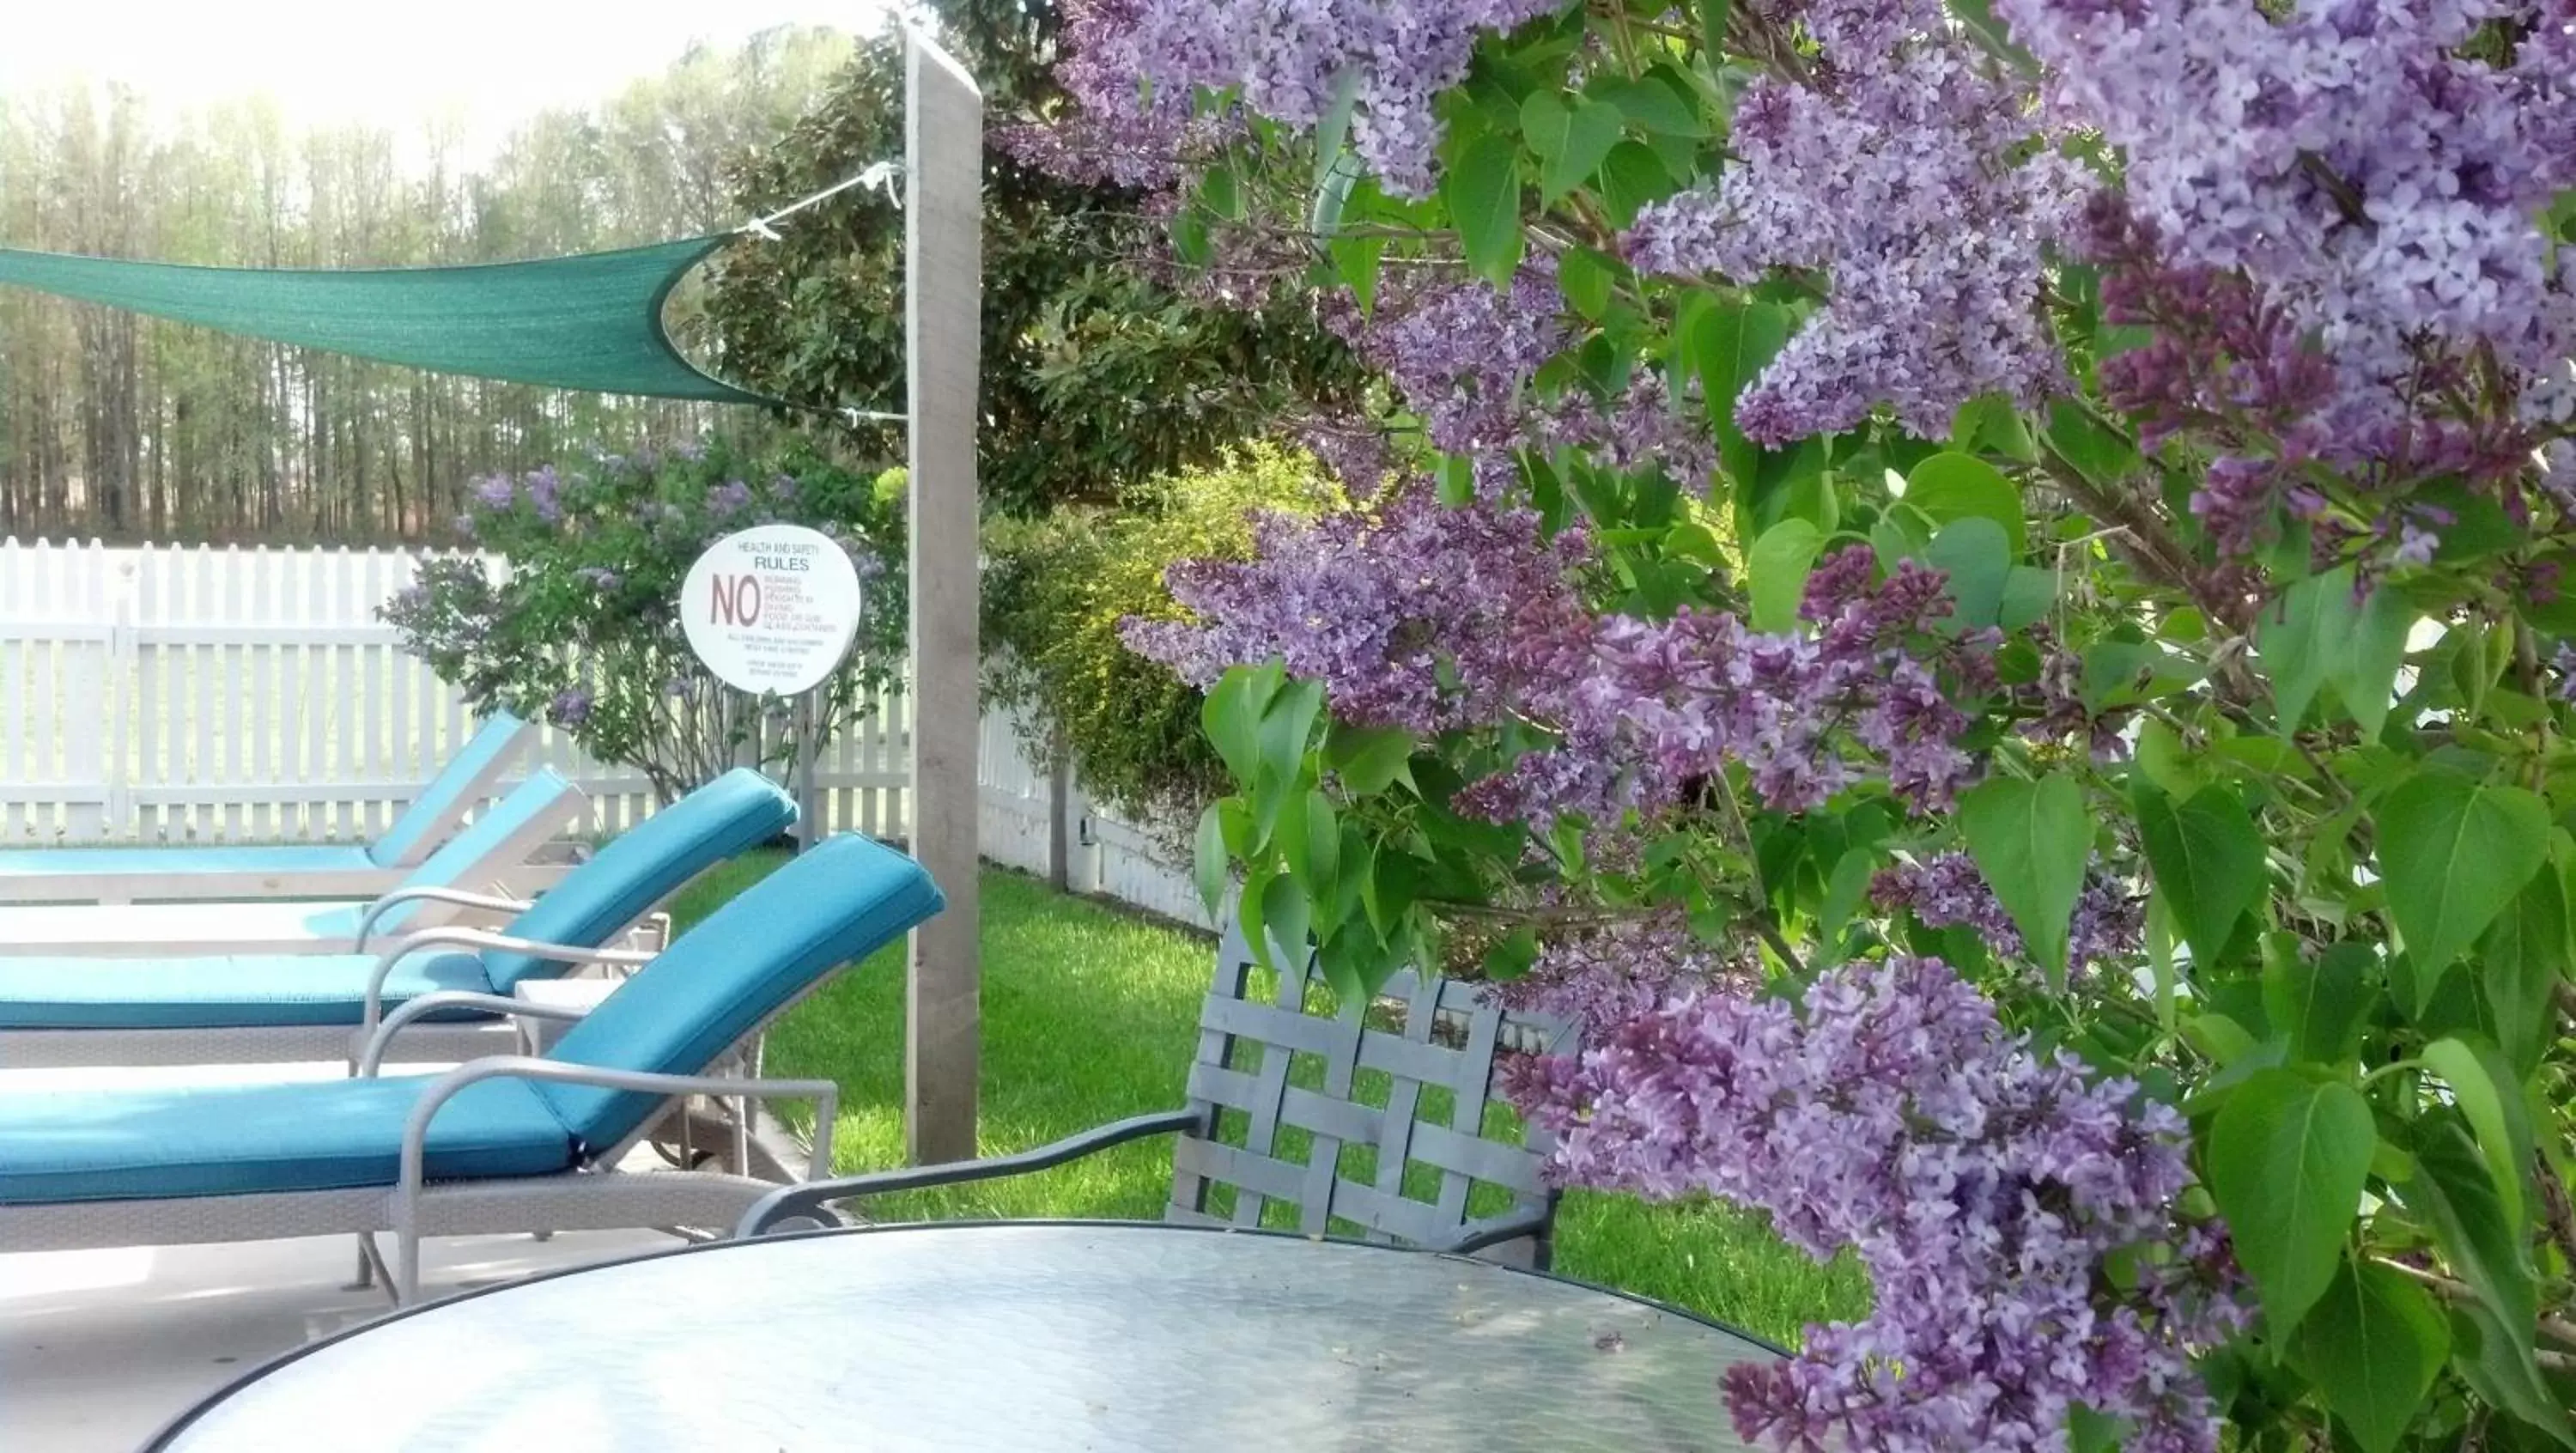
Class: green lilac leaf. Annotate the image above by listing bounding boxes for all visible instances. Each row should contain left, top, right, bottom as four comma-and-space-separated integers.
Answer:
1748, 517, 1825, 633
2135, 780, 2266, 966
2376, 767, 2550, 998
1958, 772, 2089, 983
2206, 1069, 2373, 1334
2293, 1257, 2449, 1453
1443, 135, 1526, 286
1904, 451, 2027, 556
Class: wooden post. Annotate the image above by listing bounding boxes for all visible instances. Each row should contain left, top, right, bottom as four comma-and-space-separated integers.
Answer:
903, 31, 983, 1166
793, 689, 824, 852
1047, 730, 1072, 893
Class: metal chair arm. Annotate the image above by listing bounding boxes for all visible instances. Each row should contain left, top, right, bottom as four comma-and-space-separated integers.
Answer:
355, 992, 592, 1075
392, 1056, 841, 1303
359, 927, 653, 1033
355, 885, 533, 950
1438, 1209, 1552, 1260
735, 1108, 1209, 1238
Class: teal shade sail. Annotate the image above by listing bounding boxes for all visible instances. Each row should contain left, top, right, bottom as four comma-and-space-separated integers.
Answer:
0, 236, 770, 405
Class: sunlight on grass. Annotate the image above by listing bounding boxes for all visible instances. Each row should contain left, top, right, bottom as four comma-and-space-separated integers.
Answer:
670, 849, 1870, 1348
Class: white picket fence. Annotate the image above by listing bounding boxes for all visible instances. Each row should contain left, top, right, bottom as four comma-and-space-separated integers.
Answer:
0, 538, 1209, 928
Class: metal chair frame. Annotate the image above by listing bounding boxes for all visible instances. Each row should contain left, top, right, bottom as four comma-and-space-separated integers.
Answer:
741, 927, 1577, 1266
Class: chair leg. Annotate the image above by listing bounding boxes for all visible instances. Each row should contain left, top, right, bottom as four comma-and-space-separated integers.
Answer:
395, 1225, 421, 1306
356, 1234, 398, 1307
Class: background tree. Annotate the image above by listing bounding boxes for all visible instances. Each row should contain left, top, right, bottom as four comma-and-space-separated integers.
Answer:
0, 26, 853, 543
697, 1, 1373, 836
699, 0, 1364, 516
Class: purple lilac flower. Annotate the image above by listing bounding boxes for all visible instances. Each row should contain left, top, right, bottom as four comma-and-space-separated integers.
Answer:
1487, 914, 1745, 1039
2392, 519, 2439, 568
574, 566, 623, 592
523, 466, 562, 526
1537, 372, 1721, 490
1124, 487, 1595, 733
996, 0, 1233, 190
1874, 851, 2145, 981
2543, 439, 2576, 513
707, 480, 753, 517
1470, 549, 1986, 824
1621, 16, 2082, 442
452, 514, 477, 543
1508, 955, 2240, 1453
1330, 261, 1722, 489
548, 689, 592, 727
2001, 0, 2576, 410
471, 475, 515, 509
1297, 414, 1396, 495
1326, 262, 1567, 467
1996, 0, 2576, 553
1036, 0, 1564, 198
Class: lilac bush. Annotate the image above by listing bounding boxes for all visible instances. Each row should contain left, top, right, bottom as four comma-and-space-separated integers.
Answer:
1512, 957, 2237, 1453
1042, 0, 1565, 198
1026, 0, 2576, 1448
381, 438, 904, 802
1125, 489, 1594, 734
1623, 28, 2083, 441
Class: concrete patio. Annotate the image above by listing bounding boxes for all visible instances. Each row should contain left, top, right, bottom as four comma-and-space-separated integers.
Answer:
0, 1061, 683, 1451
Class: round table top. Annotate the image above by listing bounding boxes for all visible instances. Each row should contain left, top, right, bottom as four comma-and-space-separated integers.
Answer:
154, 1221, 1777, 1452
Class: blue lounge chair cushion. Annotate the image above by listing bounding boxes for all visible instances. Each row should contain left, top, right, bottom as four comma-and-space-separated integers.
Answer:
0, 770, 790, 1033
538, 832, 943, 1149
0, 951, 493, 1030
368, 713, 528, 867
0, 843, 377, 885
0, 1076, 577, 1204
0, 832, 937, 1208
373, 768, 579, 935
486, 768, 795, 992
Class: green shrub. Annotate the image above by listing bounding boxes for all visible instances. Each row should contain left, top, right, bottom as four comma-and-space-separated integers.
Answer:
986, 443, 1344, 833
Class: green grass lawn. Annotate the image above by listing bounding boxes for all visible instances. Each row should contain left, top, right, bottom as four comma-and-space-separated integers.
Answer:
671, 850, 1869, 1348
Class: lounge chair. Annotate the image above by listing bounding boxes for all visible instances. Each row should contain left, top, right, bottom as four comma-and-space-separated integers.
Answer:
0, 830, 943, 1304
0, 767, 585, 959
0, 712, 532, 905
0, 767, 798, 1069
741, 921, 1575, 1268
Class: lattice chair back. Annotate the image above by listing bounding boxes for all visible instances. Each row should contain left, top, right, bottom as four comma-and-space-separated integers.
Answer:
1164, 922, 1579, 1268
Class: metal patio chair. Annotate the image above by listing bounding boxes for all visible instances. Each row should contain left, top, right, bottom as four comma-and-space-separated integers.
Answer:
739, 923, 1579, 1267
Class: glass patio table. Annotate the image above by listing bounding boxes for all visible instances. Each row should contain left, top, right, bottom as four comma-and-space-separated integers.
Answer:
148, 1220, 1781, 1452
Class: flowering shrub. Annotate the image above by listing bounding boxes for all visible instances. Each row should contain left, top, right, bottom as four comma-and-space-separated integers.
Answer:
1030, 0, 2576, 1449
382, 437, 905, 802
983, 443, 1346, 832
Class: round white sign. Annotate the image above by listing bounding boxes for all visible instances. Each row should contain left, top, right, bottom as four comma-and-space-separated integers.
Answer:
679, 525, 865, 696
